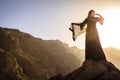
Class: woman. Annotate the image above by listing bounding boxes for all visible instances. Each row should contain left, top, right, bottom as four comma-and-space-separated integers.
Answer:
72, 10, 106, 61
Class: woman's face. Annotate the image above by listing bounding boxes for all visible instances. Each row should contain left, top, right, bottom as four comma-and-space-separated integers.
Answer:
90, 11, 95, 17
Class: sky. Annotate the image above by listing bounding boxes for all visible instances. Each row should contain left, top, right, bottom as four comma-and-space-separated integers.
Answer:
1, 0, 120, 49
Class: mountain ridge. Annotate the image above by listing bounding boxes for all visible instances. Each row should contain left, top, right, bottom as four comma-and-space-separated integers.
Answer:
0, 27, 82, 80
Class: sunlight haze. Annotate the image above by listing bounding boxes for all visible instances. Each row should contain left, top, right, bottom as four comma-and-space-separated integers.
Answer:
0, 0, 120, 49
98, 9, 120, 49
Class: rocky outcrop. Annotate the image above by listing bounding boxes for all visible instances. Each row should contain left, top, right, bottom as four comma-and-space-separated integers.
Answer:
0, 48, 28, 80
49, 60, 120, 80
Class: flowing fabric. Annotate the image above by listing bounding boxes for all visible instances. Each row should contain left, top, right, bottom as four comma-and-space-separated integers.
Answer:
69, 24, 86, 41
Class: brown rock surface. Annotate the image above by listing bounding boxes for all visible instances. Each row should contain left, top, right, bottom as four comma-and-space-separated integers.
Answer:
49, 60, 120, 80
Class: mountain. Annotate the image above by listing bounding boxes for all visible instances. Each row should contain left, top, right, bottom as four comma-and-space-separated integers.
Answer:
0, 27, 82, 80
0, 48, 28, 80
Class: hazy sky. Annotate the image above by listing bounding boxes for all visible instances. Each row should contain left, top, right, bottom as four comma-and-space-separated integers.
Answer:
1, 0, 120, 49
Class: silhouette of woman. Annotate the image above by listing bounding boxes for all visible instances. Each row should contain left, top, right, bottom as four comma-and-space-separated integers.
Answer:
72, 10, 106, 61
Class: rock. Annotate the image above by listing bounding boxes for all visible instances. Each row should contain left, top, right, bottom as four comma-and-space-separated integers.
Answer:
48, 74, 63, 80
0, 48, 28, 80
49, 60, 120, 80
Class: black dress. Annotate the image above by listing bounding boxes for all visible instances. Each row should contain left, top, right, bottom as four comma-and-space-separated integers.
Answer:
80, 17, 106, 61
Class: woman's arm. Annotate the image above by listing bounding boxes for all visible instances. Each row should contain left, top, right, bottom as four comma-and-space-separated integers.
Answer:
95, 14, 104, 25
96, 14, 104, 20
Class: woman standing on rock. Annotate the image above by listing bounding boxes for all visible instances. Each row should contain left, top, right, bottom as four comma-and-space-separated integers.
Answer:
71, 10, 106, 61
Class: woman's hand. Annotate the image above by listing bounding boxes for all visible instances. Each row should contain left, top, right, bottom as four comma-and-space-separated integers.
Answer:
95, 14, 104, 25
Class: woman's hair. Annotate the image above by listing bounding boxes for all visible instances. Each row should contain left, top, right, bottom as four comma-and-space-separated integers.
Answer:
87, 10, 95, 18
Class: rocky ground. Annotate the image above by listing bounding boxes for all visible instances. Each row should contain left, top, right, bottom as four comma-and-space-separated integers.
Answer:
49, 60, 120, 80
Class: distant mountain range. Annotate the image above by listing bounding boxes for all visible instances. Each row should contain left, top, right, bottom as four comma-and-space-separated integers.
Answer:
0, 27, 120, 80
69, 46, 120, 69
